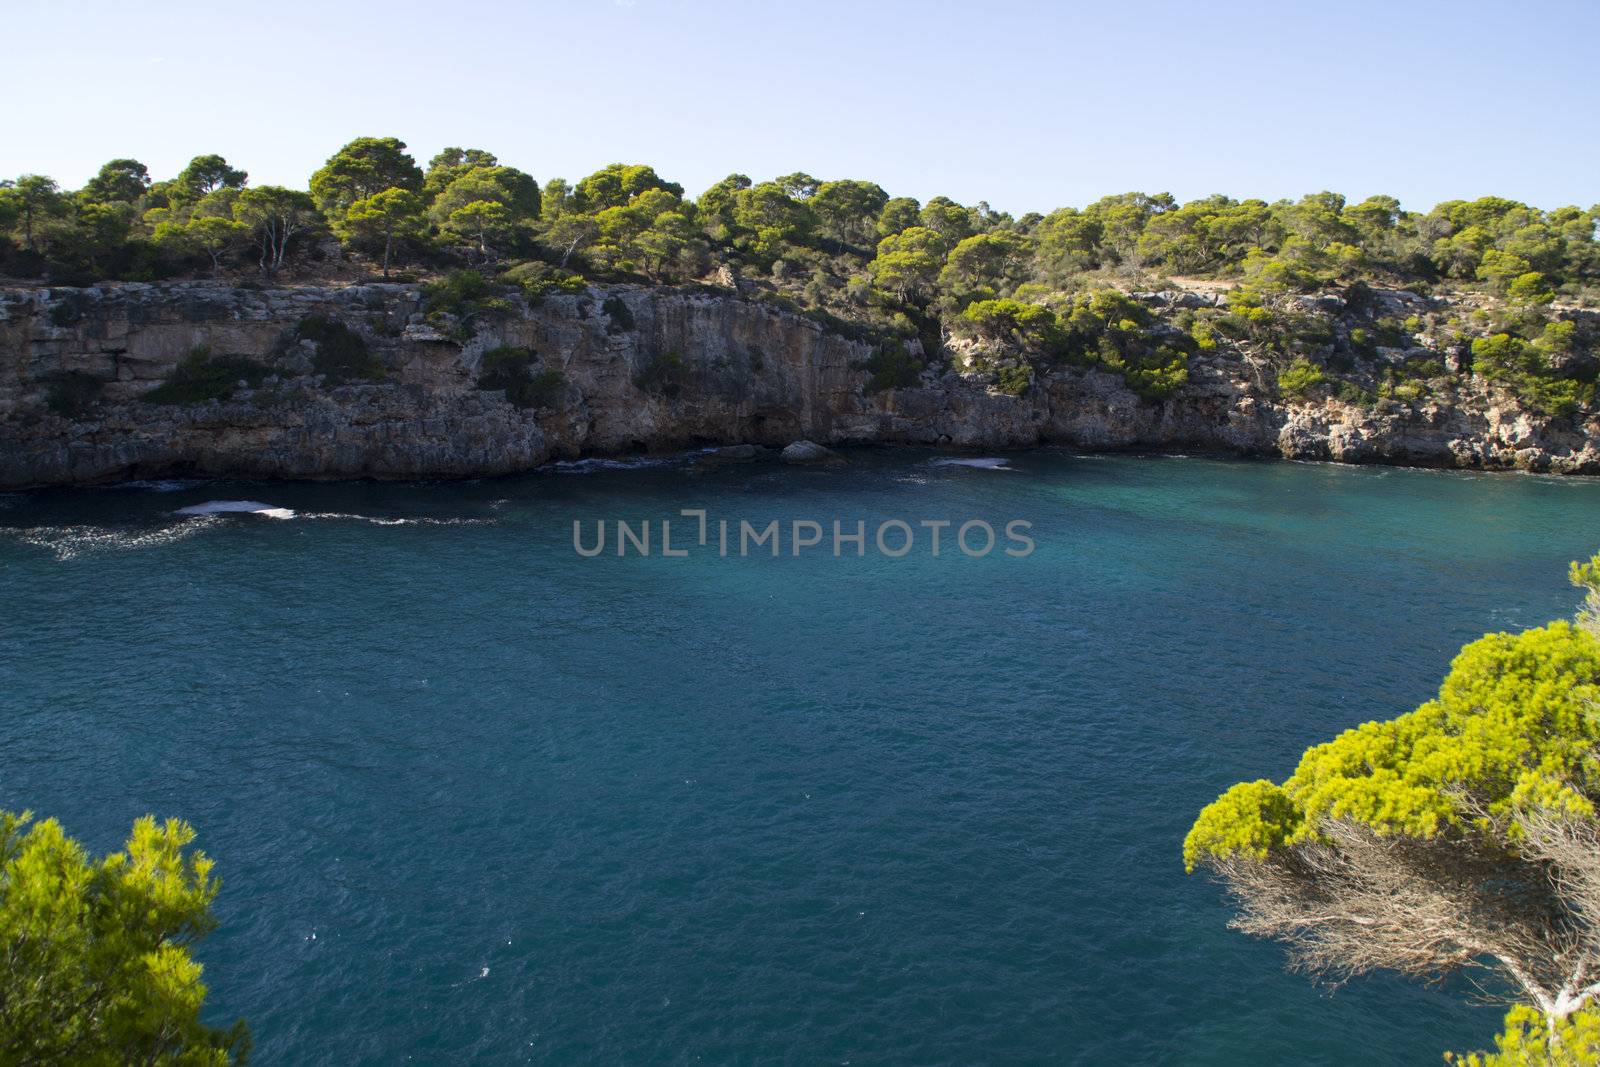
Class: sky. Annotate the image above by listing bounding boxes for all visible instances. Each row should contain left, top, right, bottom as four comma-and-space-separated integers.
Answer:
3, 0, 1595, 216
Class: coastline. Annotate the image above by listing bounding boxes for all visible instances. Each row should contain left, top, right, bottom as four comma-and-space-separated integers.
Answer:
4, 281, 1597, 489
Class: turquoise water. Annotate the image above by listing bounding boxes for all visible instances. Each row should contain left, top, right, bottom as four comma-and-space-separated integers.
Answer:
3, 452, 1599, 1064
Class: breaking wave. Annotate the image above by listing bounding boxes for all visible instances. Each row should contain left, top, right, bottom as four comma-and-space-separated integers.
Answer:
11, 516, 224, 561
175, 500, 297, 519
929, 457, 1013, 470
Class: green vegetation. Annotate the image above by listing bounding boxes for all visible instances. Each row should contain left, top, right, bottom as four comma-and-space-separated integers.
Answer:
633, 350, 687, 398
475, 346, 565, 409
859, 342, 923, 393
44, 370, 106, 416
141, 347, 269, 405
294, 314, 384, 384
0, 810, 247, 1064
2, 141, 1596, 415
601, 295, 635, 333
1277, 358, 1326, 397
1187, 555, 1600, 1064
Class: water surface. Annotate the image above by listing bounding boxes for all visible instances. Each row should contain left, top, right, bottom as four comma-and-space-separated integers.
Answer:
3, 452, 1597, 1064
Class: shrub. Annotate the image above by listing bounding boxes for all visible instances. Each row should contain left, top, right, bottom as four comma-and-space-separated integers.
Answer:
142, 346, 269, 405
296, 314, 384, 384
44, 370, 106, 416
994, 363, 1032, 396
1471, 332, 1596, 416
1335, 380, 1374, 406
501, 261, 586, 300
633, 350, 687, 397
1278, 358, 1327, 398
958, 298, 1068, 354
860, 342, 922, 392
423, 269, 493, 315
476, 345, 566, 409
1115, 348, 1189, 400
602, 296, 636, 334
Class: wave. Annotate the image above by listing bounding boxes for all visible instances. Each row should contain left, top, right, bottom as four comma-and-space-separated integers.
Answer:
929, 457, 1013, 470
296, 512, 494, 526
172, 500, 495, 526
10, 516, 224, 561
175, 500, 297, 519
548, 449, 715, 474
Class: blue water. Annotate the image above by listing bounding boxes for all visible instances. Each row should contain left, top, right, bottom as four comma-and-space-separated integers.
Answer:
3, 452, 1598, 1064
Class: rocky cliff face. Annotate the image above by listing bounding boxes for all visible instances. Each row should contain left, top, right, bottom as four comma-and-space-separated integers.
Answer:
1, 281, 1596, 489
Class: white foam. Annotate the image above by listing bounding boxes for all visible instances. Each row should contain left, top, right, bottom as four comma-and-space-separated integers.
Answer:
175, 500, 297, 519
929, 457, 1013, 470
548, 449, 715, 474
12, 516, 223, 561
297, 512, 493, 526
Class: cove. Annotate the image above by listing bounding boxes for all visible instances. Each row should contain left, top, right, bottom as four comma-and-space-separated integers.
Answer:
2, 452, 1598, 1063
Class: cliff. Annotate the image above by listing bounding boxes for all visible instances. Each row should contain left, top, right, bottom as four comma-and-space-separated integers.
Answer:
1, 280, 1596, 489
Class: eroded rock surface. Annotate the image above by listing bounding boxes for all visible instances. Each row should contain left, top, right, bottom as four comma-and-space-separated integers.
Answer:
1, 281, 1595, 488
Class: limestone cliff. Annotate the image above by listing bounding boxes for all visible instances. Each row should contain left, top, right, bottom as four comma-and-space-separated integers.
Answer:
0, 281, 1595, 489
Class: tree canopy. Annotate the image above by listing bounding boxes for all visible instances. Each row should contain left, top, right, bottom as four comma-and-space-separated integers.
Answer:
0, 810, 247, 1064
1187, 556, 1600, 1064
0, 136, 1596, 418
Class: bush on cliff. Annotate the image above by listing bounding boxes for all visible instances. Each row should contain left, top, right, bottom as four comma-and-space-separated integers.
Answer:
859, 341, 922, 393
1277, 358, 1327, 398
44, 370, 107, 416
633, 350, 686, 398
476, 345, 565, 409
294, 314, 385, 384
141, 346, 269, 405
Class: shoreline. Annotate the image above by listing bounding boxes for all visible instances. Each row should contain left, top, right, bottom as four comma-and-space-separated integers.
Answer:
4, 442, 1595, 497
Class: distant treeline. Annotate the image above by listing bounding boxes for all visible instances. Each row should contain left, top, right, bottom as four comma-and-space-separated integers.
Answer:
4, 137, 1595, 304
5, 138, 1598, 416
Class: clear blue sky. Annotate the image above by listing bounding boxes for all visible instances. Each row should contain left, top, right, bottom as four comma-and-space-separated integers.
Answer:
4, 0, 1595, 215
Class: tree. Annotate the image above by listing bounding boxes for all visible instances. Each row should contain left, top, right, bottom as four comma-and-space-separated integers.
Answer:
1186, 556, 1600, 1048
694, 173, 752, 240
573, 163, 682, 213
335, 188, 425, 277
543, 213, 599, 268
0, 810, 248, 1064
876, 196, 921, 238
870, 226, 947, 302
811, 179, 888, 245
168, 155, 247, 208
1452, 1005, 1600, 1065
80, 159, 150, 204
730, 181, 814, 256
232, 186, 318, 277
773, 171, 820, 200
4, 175, 67, 251
429, 166, 540, 227
442, 200, 512, 259
540, 177, 572, 220
919, 195, 977, 244
309, 137, 422, 218
157, 215, 250, 276
939, 231, 1029, 299
1032, 207, 1104, 281
421, 147, 498, 202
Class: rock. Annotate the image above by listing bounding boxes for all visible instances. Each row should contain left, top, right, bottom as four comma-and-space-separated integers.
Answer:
780, 440, 845, 465
402, 323, 448, 343
0, 280, 1596, 488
